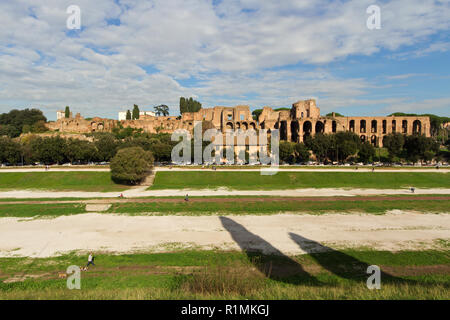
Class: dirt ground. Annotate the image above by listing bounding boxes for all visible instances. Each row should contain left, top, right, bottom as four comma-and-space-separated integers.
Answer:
0, 212, 448, 257
0, 195, 448, 205
1, 187, 450, 199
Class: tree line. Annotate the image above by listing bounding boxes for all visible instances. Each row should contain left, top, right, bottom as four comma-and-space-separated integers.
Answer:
1, 129, 446, 166
279, 131, 446, 165
0, 130, 176, 166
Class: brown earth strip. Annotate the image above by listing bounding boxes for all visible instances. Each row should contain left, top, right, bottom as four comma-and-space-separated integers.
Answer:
0, 196, 449, 205
3, 264, 449, 283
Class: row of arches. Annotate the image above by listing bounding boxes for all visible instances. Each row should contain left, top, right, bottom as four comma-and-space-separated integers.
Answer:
275, 120, 338, 142
349, 119, 422, 134
225, 122, 256, 130
360, 135, 378, 146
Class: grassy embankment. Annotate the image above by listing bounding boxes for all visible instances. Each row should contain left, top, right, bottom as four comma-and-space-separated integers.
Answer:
150, 171, 450, 190
0, 249, 448, 299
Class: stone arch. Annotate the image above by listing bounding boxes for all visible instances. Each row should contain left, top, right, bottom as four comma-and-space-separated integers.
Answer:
371, 120, 377, 133
291, 121, 299, 142
349, 120, 355, 132
242, 122, 248, 130
315, 121, 324, 134
332, 120, 337, 133
402, 120, 408, 133
98, 123, 104, 131
303, 121, 312, 140
236, 122, 241, 129
392, 120, 397, 132
382, 120, 387, 134
360, 120, 366, 133
226, 122, 234, 130
280, 121, 288, 141
360, 135, 366, 143
413, 120, 421, 134
250, 122, 256, 130
371, 135, 377, 146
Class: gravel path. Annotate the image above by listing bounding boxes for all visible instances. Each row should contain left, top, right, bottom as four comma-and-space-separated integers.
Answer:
0, 187, 449, 199
0, 212, 448, 257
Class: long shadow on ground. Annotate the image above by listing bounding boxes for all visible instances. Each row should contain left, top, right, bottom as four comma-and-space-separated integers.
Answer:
288, 233, 420, 286
220, 216, 429, 287
219, 216, 320, 285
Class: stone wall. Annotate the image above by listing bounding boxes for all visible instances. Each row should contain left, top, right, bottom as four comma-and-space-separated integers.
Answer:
46, 100, 431, 147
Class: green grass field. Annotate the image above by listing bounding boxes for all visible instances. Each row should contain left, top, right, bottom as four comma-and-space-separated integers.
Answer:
1, 249, 448, 299
0, 197, 448, 217
150, 171, 450, 190
0, 203, 86, 217
0, 172, 127, 192
107, 198, 450, 215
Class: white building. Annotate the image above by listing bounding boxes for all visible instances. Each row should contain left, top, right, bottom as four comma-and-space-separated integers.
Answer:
57, 110, 72, 120
118, 111, 156, 121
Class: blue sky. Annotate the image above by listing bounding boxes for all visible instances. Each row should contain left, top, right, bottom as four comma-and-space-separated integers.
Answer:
0, 0, 449, 121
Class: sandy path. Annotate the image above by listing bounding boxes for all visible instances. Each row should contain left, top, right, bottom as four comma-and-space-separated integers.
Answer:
1, 187, 450, 199
0, 212, 448, 257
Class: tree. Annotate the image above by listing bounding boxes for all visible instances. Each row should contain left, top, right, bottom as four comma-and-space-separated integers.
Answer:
65, 139, 97, 164
179, 97, 201, 114
279, 141, 295, 164
252, 109, 263, 121
310, 133, 332, 162
358, 142, 375, 164
94, 134, 118, 162
403, 134, 439, 163
0, 109, 47, 138
126, 110, 131, 120
31, 120, 48, 133
132, 104, 140, 120
154, 105, 169, 117
180, 97, 186, 114
294, 143, 310, 163
0, 137, 22, 165
333, 131, 360, 161
65, 106, 70, 118
383, 133, 405, 161
30, 136, 67, 165
110, 147, 154, 184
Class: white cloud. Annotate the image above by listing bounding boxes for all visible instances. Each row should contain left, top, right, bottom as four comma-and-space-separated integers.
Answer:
0, 0, 449, 119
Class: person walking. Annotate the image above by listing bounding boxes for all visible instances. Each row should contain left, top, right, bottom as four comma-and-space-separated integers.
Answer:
185, 194, 189, 202
86, 252, 95, 268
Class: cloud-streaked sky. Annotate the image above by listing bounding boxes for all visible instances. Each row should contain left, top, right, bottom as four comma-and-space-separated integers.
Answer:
0, 0, 449, 120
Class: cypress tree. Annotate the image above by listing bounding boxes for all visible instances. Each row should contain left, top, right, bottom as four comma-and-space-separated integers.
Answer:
132, 104, 140, 120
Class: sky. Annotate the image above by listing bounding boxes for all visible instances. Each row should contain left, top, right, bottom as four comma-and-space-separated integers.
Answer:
0, 0, 449, 121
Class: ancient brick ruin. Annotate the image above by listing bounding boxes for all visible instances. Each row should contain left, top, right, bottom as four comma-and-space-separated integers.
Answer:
46, 99, 430, 147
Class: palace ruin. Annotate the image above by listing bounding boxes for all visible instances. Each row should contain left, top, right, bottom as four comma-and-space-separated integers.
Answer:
46, 99, 430, 147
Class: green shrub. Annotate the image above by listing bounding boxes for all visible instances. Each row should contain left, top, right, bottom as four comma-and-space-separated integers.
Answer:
110, 147, 154, 184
